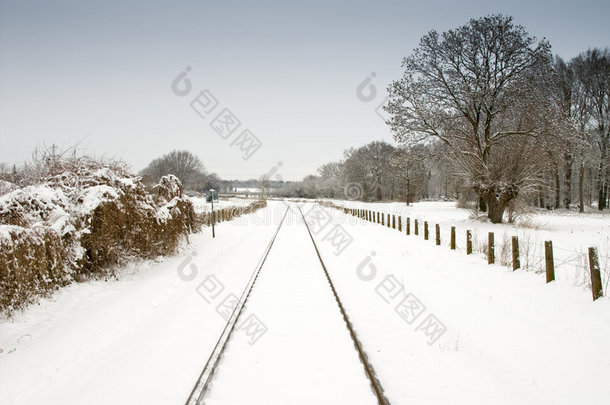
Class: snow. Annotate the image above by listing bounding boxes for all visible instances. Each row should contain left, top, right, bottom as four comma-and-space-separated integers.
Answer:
307, 202, 610, 403
79, 185, 120, 213
187, 196, 257, 215
0, 180, 17, 196
0, 206, 282, 404
328, 200, 610, 291
1, 201, 608, 404
0, 224, 26, 244
204, 208, 378, 404
0, 185, 72, 233
234, 187, 262, 193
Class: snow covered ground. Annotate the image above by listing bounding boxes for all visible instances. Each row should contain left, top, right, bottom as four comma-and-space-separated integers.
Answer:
0, 205, 283, 404
203, 206, 378, 404
307, 202, 610, 404
188, 196, 258, 214
1, 201, 609, 404
328, 200, 610, 291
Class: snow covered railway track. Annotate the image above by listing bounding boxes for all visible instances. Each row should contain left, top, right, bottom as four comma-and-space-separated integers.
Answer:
184, 206, 290, 405
298, 206, 391, 405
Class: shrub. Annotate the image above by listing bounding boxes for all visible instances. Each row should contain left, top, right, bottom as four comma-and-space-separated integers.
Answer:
0, 155, 197, 314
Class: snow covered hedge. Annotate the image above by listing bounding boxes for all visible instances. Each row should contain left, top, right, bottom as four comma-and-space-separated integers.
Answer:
0, 159, 197, 314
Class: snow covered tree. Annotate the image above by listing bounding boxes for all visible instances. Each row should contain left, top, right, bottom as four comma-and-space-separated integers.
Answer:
343, 141, 396, 201
317, 161, 343, 198
387, 15, 554, 222
141, 150, 206, 191
571, 49, 610, 210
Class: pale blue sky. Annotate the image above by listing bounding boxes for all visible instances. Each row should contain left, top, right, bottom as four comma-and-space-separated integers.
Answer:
1, 0, 608, 180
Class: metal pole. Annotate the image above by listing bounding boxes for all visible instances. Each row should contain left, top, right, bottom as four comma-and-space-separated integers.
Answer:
211, 191, 216, 238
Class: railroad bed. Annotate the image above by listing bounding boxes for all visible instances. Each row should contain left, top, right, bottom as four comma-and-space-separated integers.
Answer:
186, 205, 386, 405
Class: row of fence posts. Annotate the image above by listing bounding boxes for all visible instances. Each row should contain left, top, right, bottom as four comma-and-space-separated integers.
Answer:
346, 207, 604, 301
208, 208, 231, 225
205, 207, 242, 225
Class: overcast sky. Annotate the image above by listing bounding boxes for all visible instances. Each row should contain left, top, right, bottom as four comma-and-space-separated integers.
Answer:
1, 0, 608, 181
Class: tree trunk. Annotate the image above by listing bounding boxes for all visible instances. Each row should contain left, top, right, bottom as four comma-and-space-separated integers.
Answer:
600, 178, 608, 210
486, 198, 508, 223
579, 162, 585, 213
588, 167, 593, 205
478, 196, 487, 212
554, 165, 561, 209
477, 186, 518, 224
597, 139, 608, 210
564, 152, 573, 208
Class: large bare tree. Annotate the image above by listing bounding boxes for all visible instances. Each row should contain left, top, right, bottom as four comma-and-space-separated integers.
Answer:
387, 15, 556, 222
141, 150, 206, 191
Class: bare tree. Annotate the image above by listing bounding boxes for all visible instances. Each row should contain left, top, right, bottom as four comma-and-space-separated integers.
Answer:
258, 175, 270, 199
387, 14, 556, 222
141, 150, 206, 191
343, 141, 395, 200
571, 49, 610, 210
317, 161, 343, 198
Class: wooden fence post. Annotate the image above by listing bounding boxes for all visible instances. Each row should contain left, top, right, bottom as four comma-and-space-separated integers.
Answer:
377, 212, 380, 223
406, 217, 410, 235
589, 247, 604, 301
466, 230, 472, 255
545, 241, 555, 283
488, 232, 495, 264
381, 213, 385, 226
450, 226, 456, 250
414, 219, 419, 235
398, 217, 402, 232
387, 213, 391, 228
512, 236, 520, 270
392, 215, 396, 229
435, 224, 440, 245
424, 221, 429, 240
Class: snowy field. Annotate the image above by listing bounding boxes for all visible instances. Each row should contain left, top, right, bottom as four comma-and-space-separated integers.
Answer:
188, 196, 259, 214
328, 200, 610, 292
1, 201, 609, 404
